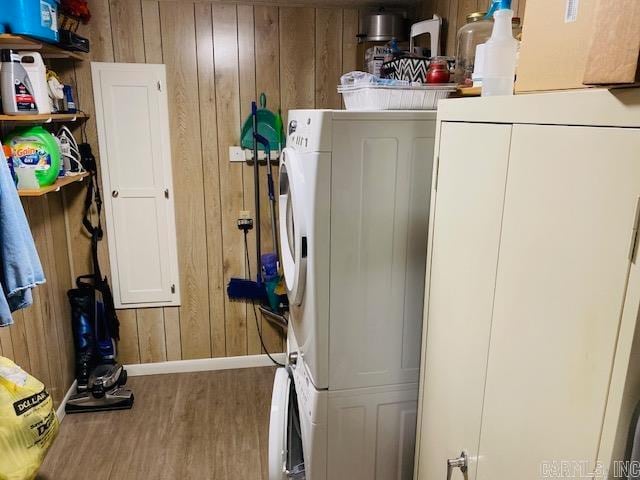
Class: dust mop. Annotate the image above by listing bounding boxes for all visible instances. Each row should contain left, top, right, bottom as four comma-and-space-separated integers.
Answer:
227, 101, 267, 301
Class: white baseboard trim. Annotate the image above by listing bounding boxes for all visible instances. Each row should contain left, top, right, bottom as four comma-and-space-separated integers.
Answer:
56, 379, 77, 423
124, 353, 286, 377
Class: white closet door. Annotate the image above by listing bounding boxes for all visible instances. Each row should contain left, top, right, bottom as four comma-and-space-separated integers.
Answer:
476, 125, 640, 479
92, 63, 180, 308
416, 122, 512, 480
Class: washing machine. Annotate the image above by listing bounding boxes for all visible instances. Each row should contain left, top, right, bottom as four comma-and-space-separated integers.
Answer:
270, 110, 437, 480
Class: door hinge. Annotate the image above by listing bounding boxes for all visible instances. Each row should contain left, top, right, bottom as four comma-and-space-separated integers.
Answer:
164, 188, 170, 199
157, 81, 162, 92
434, 156, 440, 191
629, 197, 640, 263
171, 284, 176, 294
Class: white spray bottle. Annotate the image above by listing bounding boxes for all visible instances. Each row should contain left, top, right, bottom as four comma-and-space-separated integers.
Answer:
481, 0, 518, 96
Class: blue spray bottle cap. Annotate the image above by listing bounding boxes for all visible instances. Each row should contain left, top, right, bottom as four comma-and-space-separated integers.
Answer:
485, 0, 512, 18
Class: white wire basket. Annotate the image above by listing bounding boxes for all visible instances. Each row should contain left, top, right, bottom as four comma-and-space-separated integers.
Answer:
338, 83, 457, 110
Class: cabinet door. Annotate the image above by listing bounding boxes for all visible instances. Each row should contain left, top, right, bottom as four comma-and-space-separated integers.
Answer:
416, 122, 512, 480
476, 125, 640, 479
92, 63, 180, 308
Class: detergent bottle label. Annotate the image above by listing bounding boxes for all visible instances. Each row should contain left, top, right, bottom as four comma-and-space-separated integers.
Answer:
9, 138, 51, 171
14, 80, 36, 112
41, 1, 58, 32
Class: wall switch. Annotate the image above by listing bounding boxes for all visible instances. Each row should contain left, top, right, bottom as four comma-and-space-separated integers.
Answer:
229, 146, 245, 163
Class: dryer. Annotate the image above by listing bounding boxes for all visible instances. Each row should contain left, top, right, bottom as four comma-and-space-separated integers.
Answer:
279, 110, 437, 391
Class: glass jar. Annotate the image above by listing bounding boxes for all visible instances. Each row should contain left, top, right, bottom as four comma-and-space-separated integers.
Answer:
512, 16, 522, 41
454, 12, 494, 86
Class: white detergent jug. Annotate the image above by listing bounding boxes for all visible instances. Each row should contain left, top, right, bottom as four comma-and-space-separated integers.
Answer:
19, 52, 50, 114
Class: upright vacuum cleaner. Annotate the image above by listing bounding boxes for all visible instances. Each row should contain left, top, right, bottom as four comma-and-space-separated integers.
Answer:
65, 144, 134, 414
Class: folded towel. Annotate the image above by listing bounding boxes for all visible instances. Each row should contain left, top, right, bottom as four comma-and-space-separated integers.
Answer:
0, 150, 45, 327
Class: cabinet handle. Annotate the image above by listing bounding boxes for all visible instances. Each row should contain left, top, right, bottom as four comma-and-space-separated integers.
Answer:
112, 190, 119, 198
447, 451, 468, 480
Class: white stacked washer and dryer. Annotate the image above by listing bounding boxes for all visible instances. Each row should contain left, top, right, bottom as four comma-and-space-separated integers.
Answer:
269, 109, 437, 480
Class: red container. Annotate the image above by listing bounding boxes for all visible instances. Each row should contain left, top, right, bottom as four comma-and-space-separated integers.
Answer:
426, 57, 451, 84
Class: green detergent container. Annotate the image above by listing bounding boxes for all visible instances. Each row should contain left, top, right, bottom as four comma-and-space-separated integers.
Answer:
4, 126, 61, 187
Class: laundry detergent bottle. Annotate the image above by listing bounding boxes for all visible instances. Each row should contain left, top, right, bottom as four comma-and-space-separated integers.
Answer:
4, 126, 61, 187
481, 0, 518, 96
1, 50, 38, 114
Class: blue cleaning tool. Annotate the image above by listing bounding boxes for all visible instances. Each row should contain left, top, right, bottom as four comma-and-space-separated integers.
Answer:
485, 0, 512, 18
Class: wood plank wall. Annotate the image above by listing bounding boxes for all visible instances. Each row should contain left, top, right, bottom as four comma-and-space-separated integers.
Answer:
416, 0, 527, 55
56, 0, 362, 365
0, 194, 76, 409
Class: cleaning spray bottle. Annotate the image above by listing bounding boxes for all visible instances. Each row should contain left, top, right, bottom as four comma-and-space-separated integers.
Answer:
481, 0, 518, 96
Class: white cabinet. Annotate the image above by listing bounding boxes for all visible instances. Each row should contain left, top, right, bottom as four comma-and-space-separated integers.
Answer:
92, 63, 180, 309
415, 90, 640, 480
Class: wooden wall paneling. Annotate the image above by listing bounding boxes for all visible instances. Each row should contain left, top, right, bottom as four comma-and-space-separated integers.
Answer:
238, 5, 263, 355
417, 0, 435, 20
445, 0, 460, 56
142, 0, 164, 63
26, 198, 65, 403
0, 326, 14, 360
160, 1, 212, 359
163, 306, 182, 360
342, 8, 359, 73
137, 308, 168, 363
116, 309, 141, 364
315, 8, 343, 109
213, 4, 247, 357
109, 0, 146, 63
457, 0, 478, 32
19, 201, 53, 395
21, 289, 53, 391
254, 5, 285, 354
279, 7, 316, 113
88, 0, 116, 62
45, 194, 75, 388
517, 0, 527, 18
40, 195, 75, 395
9, 313, 30, 370
255, 6, 281, 109
194, 3, 226, 358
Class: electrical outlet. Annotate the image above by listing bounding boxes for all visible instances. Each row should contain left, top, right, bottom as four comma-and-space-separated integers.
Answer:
229, 146, 246, 163
237, 210, 253, 231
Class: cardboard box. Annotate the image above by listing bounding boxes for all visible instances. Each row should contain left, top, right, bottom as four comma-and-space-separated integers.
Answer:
515, 0, 640, 93
583, 0, 640, 85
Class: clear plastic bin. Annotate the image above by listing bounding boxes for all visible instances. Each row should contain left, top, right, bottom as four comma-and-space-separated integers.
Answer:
338, 84, 456, 110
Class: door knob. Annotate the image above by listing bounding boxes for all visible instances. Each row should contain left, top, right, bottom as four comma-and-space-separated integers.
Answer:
447, 451, 468, 480
112, 190, 119, 198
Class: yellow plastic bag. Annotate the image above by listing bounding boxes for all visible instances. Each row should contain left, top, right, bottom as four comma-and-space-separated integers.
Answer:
0, 356, 59, 480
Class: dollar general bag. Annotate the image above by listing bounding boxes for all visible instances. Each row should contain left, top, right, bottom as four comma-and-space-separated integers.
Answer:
0, 356, 59, 480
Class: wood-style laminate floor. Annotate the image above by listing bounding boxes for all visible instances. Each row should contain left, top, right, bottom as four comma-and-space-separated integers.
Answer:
38, 367, 277, 480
